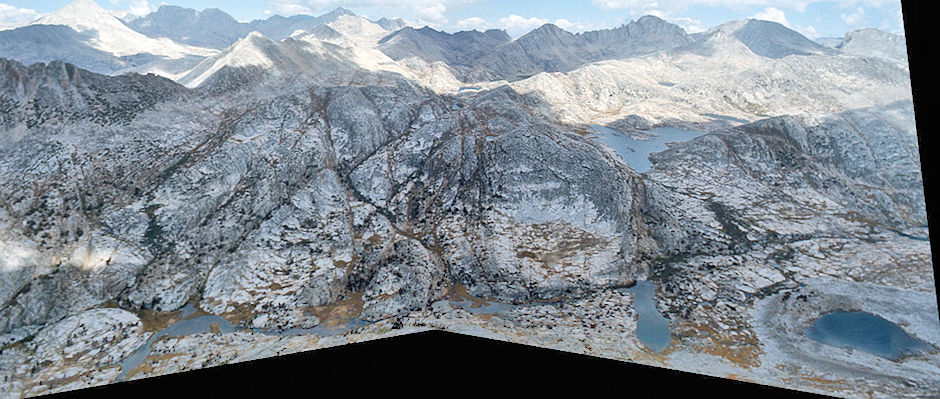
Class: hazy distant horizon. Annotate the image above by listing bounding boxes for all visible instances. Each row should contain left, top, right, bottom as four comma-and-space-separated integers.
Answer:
0, 0, 906, 39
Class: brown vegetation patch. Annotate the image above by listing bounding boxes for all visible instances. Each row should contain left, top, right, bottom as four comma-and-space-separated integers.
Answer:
305, 292, 364, 328
512, 222, 607, 271
138, 309, 183, 332
444, 284, 490, 308
673, 307, 763, 369
36, 368, 100, 391
219, 302, 257, 324
125, 353, 181, 380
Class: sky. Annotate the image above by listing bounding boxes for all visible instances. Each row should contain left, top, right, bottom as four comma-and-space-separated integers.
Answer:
0, 0, 906, 38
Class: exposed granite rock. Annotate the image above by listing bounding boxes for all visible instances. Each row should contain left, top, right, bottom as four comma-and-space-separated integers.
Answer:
0, 59, 186, 129
0, 61, 649, 342
0, 23, 931, 397
0, 308, 150, 397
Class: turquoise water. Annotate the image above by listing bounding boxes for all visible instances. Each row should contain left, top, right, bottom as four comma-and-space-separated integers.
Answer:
806, 311, 934, 360
590, 125, 707, 173
628, 281, 672, 353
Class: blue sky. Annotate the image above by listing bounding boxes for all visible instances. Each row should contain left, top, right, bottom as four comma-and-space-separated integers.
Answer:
0, 0, 905, 38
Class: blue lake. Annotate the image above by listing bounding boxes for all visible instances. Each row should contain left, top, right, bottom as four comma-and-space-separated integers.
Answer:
590, 125, 707, 173
805, 311, 934, 360
450, 281, 672, 352
627, 280, 672, 353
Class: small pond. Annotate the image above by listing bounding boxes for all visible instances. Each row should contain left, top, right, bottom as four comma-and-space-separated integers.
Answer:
589, 125, 707, 173
627, 280, 672, 353
449, 281, 673, 353
805, 311, 934, 361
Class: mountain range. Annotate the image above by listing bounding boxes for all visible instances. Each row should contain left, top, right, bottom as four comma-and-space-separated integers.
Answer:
0, 0, 911, 89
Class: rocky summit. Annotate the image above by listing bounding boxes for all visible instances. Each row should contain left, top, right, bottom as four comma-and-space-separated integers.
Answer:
0, 1, 935, 398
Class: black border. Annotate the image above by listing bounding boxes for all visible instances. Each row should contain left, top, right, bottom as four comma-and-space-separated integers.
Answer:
47, 330, 828, 398
903, 0, 938, 295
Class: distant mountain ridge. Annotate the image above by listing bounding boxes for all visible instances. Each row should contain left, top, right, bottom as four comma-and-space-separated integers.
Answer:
839, 28, 909, 65
378, 26, 512, 64
124, 5, 247, 49
0, 0, 910, 94
30, 0, 215, 59
0, 0, 215, 76
0, 25, 131, 75
126, 6, 383, 49
0, 58, 186, 128
390, 15, 695, 82
709, 19, 833, 58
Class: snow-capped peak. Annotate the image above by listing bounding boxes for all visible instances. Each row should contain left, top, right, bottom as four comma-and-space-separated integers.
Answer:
840, 28, 909, 66
177, 31, 282, 88
33, 0, 118, 31
707, 19, 748, 35
243, 31, 269, 41
326, 15, 391, 47
31, 0, 216, 59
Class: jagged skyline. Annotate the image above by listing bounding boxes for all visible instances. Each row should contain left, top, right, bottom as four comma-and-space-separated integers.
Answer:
0, 0, 906, 38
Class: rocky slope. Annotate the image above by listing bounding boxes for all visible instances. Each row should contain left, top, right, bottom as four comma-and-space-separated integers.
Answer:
463, 16, 693, 82
0, 58, 186, 129
31, 0, 216, 60
839, 28, 909, 66
710, 19, 834, 58
512, 29, 912, 127
125, 5, 250, 50
177, 29, 473, 95
0, 25, 134, 76
378, 26, 512, 65
0, 57, 648, 342
0, 0, 215, 79
1, 66, 930, 396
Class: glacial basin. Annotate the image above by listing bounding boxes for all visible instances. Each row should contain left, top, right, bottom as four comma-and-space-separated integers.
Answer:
589, 124, 707, 173
627, 280, 672, 353
805, 311, 935, 361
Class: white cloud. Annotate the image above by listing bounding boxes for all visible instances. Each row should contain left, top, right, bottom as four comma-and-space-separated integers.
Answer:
591, 0, 814, 14
887, 7, 904, 34
591, 0, 900, 17
498, 14, 549, 36
671, 16, 706, 33
751, 6, 790, 26
592, 0, 901, 37
554, 18, 589, 32
455, 16, 488, 30
266, 0, 477, 23
107, 0, 155, 19
266, 3, 314, 16
795, 24, 818, 38
0, 3, 41, 30
840, 6, 865, 26
452, 15, 604, 35
415, 3, 446, 22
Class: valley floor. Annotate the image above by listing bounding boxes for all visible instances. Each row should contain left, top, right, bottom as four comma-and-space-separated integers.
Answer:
2, 228, 936, 399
